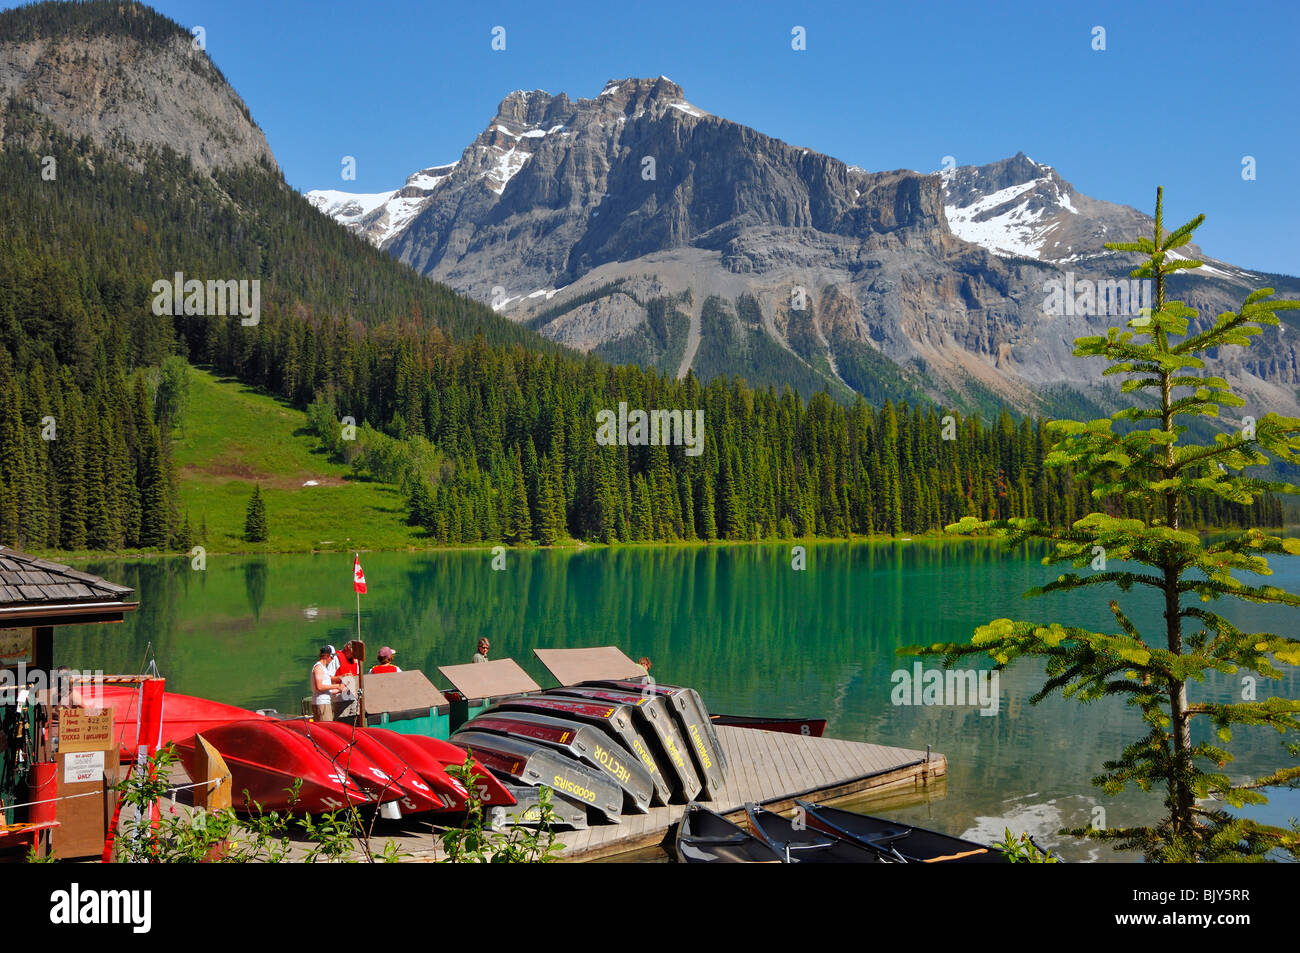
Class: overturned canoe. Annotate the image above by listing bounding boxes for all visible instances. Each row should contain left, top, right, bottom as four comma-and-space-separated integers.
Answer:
486, 694, 671, 806
489, 783, 590, 831
395, 732, 517, 807
796, 801, 1008, 863
173, 720, 367, 814
583, 679, 726, 796
548, 686, 702, 802
277, 720, 425, 813
451, 729, 624, 823
310, 721, 444, 813
99, 684, 260, 758
463, 711, 653, 813
675, 803, 781, 864
358, 726, 513, 812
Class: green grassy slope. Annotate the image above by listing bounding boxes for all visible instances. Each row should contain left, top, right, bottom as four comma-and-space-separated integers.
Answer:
174, 366, 425, 553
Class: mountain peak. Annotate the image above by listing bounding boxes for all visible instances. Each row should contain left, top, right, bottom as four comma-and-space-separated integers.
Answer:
594, 76, 686, 106
492, 88, 571, 130
0, 0, 276, 174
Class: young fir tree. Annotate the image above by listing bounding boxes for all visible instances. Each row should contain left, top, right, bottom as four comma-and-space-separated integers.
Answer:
906, 189, 1300, 862
505, 449, 531, 545
174, 511, 193, 552
534, 454, 565, 545
243, 484, 268, 543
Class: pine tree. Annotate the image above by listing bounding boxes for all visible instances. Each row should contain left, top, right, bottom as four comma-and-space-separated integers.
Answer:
53, 387, 87, 549
0, 380, 28, 544
408, 478, 434, 529
593, 448, 619, 543
696, 471, 717, 540
910, 189, 1300, 861
243, 483, 268, 543
630, 473, 652, 541
175, 511, 193, 551
535, 453, 565, 545
505, 449, 531, 544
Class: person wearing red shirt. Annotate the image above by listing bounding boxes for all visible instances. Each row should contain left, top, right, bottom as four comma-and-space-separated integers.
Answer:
369, 646, 401, 675
334, 641, 360, 678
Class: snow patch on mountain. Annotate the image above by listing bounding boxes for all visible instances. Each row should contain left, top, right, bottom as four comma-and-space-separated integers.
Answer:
484, 144, 530, 195
942, 177, 1062, 259
940, 159, 1082, 260
668, 101, 706, 118
406, 163, 457, 190
491, 285, 566, 311
306, 161, 458, 246
306, 189, 394, 223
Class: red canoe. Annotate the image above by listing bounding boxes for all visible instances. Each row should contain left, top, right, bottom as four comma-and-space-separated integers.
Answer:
710, 713, 827, 737
97, 684, 262, 757
311, 722, 444, 813
276, 720, 424, 812
400, 733, 517, 807
172, 720, 367, 814
358, 727, 476, 811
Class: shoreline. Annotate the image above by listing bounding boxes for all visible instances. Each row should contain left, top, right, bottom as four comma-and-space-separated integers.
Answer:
36, 524, 1297, 563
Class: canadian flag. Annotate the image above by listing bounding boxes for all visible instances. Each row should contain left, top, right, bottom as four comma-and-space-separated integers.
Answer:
353, 555, 367, 595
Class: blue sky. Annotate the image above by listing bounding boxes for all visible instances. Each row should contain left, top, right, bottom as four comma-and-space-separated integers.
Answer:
9, 0, 1299, 274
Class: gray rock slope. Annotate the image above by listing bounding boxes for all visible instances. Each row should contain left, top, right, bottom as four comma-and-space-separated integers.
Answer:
315, 77, 1299, 418
0, 23, 277, 175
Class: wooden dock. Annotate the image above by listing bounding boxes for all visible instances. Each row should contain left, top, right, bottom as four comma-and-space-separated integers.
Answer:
558, 726, 943, 860
383, 726, 944, 862
152, 725, 942, 862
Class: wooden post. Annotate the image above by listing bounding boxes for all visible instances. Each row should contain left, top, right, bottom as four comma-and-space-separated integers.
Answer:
354, 640, 366, 724
32, 625, 53, 676
192, 734, 231, 811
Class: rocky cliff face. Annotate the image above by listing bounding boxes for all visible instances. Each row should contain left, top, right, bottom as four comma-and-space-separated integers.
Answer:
310, 78, 1300, 419
378, 76, 950, 304
0, 4, 277, 174
942, 152, 1210, 266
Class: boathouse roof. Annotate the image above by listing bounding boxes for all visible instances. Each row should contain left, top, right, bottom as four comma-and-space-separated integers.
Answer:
0, 547, 137, 627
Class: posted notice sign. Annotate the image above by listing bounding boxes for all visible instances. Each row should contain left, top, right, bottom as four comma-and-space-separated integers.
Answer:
57, 707, 114, 753
63, 750, 105, 784
0, 630, 32, 665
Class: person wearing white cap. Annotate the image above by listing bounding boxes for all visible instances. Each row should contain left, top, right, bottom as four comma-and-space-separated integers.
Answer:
369, 646, 401, 675
311, 646, 342, 721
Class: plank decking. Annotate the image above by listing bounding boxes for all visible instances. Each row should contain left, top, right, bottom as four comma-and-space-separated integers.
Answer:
386, 725, 944, 862
555, 725, 943, 860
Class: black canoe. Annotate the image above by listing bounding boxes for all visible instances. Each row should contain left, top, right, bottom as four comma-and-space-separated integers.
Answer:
795, 800, 1008, 863
462, 711, 653, 813
485, 694, 671, 806
451, 729, 624, 823
549, 687, 702, 802
583, 679, 727, 794
745, 803, 891, 863
674, 803, 782, 864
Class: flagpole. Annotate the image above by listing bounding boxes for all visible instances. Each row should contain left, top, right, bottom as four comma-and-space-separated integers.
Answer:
354, 552, 365, 725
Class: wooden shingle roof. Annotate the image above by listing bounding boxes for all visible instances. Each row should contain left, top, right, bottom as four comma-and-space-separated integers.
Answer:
0, 549, 134, 605
0, 547, 136, 626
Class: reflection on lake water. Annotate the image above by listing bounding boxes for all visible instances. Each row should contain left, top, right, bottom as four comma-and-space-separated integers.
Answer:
60, 540, 1298, 862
